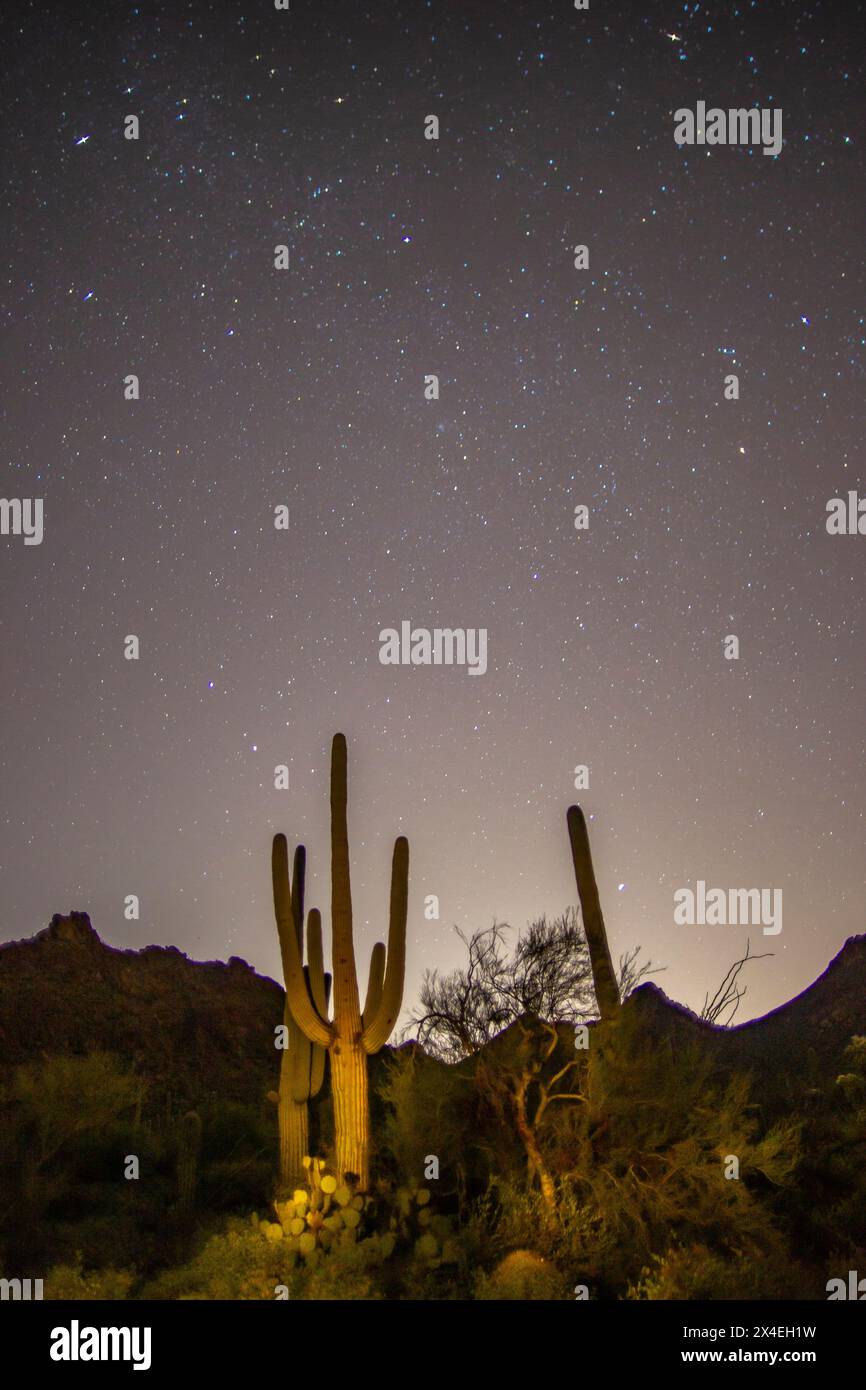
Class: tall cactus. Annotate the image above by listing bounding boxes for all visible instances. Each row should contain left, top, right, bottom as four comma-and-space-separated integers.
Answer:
272, 844, 331, 1189
566, 804, 621, 1019
272, 733, 409, 1190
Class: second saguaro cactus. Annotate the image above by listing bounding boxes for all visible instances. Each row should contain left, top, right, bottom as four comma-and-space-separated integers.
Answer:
566, 804, 621, 1019
272, 733, 409, 1190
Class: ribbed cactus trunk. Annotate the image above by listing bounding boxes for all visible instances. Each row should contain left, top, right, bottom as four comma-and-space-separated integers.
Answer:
278, 1084, 309, 1190
329, 732, 371, 1188
567, 805, 621, 1019
330, 1040, 370, 1188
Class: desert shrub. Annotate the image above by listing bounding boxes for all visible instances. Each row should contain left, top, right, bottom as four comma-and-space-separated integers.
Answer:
198, 1099, 272, 1161
475, 1248, 566, 1300
783, 1036, 866, 1262
296, 1238, 388, 1300
467, 1178, 593, 1272
43, 1260, 135, 1300
199, 1157, 274, 1211
141, 1214, 419, 1300
9, 1053, 145, 1164
0, 1053, 147, 1270
556, 1012, 800, 1288
51, 1190, 167, 1274
142, 1155, 472, 1301
377, 1047, 482, 1198
628, 1242, 808, 1300
460, 1010, 802, 1299
143, 1219, 297, 1300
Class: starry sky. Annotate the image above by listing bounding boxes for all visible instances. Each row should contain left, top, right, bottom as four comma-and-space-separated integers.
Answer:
1, 0, 864, 1027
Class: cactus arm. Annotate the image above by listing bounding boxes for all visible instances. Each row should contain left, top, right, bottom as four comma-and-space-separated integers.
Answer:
289, 1013, 313, 1104
291, 844, 305, 950
362, 835, 408, 1053
330, 733, 362, 1029
272, 834, 334, 1048
310, 974, 331, 1096
306, 909, 329, 1018
362, 942, 386, 1031
566, 805, 620, 1019
272, 834, 299, 983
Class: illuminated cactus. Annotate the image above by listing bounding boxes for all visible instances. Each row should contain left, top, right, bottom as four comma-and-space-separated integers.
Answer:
566, 804, 621, 1019
272, 843, 331, 1189
272, 733, 408, 1190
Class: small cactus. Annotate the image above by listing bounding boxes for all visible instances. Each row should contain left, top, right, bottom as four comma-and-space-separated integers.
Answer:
175, 1110, 201, 1214
270, 1159, 370, 1256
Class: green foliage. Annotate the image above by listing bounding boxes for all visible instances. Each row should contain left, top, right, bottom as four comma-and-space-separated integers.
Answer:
8, 1052, 145, 1170
462, 1177, 594, 1295
558, 1012, 801, 1290
198, 1098, 272, 1160
377, 1048, 475, 1194
299, 1238, 389, 1300
143, 1212, 423, 1300
475, 1248, 566, 1300
43, 1260, 135, 1300
0, 1052, 147, 1270
4, 936, 863, 1300
459, 1009, 802, 1298
788, 1035, 866, 1262
143, 1220, 298, 1300
628, 1243, 807, 1300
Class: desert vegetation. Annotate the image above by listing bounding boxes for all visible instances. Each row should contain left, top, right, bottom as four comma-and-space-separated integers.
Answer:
1, 734, 863, 1300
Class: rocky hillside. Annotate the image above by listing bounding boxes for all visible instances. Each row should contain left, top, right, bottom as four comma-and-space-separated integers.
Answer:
1, 912, 863, 1114
0, 912, 285, 1110
623, 933, 866, 1104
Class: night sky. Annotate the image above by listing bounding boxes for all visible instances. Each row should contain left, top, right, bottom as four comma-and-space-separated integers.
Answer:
1, 0, 863, 1027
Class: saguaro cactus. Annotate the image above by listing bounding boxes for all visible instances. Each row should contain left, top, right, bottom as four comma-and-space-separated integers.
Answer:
175, 1110, 202, 1213
272, 733, 408, 1190
566, 805, 621, 1019
272, 843, 331, 1188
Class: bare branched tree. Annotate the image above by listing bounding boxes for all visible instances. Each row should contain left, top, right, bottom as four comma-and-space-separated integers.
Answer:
405, 910, 661, 1062
700, 939, 774, 1026
617, 944, 665, 1001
